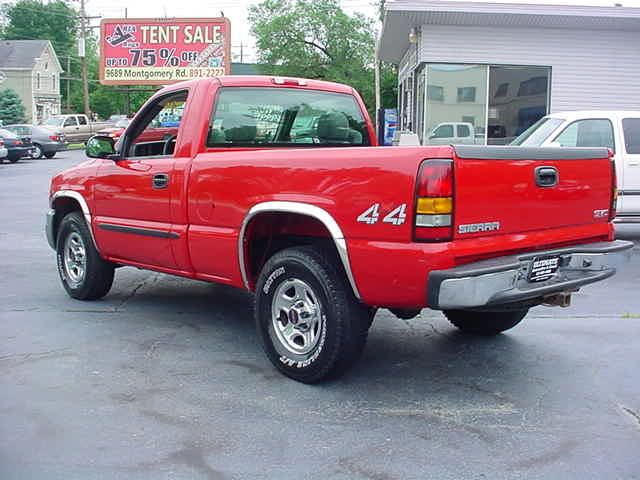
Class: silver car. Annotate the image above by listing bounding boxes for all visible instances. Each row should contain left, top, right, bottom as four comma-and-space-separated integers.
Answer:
3, 124, 66, 159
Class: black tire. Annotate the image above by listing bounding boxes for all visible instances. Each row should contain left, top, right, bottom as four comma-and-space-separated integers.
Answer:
31, 144, 43, 159
444, 309, 528, 335
44, 151, 56, 159
255, 246, 370, 383
56, 211, 115, 300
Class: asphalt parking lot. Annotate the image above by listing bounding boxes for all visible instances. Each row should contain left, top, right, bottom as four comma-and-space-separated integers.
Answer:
1, 149, 640, 480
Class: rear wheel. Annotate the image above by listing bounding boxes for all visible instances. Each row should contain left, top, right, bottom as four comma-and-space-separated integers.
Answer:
255, 246, 370, 383
31, 144, 43, 159
56, 211, 115, 300
44, 151, 56, 159
444, 309, 528, 335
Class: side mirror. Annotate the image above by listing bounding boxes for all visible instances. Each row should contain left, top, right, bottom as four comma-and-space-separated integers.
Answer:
86, 135, 116, 159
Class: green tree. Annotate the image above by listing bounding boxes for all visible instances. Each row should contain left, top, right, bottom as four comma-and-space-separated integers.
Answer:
249, 0, 377, 112
1, 0, 77, 60
0, 88, 26, 124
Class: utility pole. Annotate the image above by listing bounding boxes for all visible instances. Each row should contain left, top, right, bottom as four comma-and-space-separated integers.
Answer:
66, 56, 71, 112
240, 41, 244, 63
79, 0, 91, 116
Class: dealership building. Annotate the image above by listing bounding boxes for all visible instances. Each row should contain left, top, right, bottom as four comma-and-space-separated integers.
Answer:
377, 1, 640, 145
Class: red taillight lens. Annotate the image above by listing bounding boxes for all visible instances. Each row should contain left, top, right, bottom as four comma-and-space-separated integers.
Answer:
610, 158, 618, 220
416, 160, 453, 197
415, 159, 454, 242
49, 135, 59, 141
15, 139, 22, 145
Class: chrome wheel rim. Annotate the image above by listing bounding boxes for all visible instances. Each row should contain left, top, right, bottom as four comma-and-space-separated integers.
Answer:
271, 278, 324, 356
63, 231, 86, 287
31, 145, 42, 158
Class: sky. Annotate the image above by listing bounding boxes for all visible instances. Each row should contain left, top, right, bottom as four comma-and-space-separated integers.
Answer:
62, 0, 640, 62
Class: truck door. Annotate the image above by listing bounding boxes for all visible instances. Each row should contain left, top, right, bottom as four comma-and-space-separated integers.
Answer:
77, 115, 90, 142
63, 116, 79, 143
93, 90, 188, 269
620, 116, 640, 217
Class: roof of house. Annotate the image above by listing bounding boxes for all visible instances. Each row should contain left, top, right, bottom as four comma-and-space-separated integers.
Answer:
0, 40, 62, 70
378, 1, 640, 62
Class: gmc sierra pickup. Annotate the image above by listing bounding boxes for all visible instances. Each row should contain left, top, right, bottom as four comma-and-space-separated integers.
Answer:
46, 75, 632, 382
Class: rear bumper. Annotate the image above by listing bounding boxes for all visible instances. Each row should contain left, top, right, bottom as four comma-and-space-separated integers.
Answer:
428, 240, 633, 310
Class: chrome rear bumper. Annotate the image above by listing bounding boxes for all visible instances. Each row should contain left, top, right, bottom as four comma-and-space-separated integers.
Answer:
428, 240, 633, 310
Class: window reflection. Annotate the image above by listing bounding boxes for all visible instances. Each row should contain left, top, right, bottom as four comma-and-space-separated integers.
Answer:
488, 66, 550, 145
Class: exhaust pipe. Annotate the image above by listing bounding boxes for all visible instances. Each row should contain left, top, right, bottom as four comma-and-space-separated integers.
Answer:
543, 292, 572, 308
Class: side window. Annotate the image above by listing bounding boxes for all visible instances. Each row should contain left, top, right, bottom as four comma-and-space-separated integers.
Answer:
553, 119, 615, 152
622, 118, 640, 154
431, 124, 454, 139
64, 117, 77, 127
78, 116, 88, 126
207, 87, 369, 148
457, 124, 470, 138
126, 90, 187, 158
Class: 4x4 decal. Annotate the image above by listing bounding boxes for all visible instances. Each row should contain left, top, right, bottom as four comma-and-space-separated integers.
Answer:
357, 203, 407, 226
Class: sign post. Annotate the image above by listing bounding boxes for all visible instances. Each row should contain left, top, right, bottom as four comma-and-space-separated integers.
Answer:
100, 18, 231, 85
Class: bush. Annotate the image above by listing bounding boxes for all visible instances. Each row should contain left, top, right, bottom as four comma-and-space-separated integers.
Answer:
0, 88, 26, 124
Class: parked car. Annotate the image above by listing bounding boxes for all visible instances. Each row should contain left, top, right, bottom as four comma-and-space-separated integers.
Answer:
95, 118, 131, 140
0, 138, 7, 160
512, 111, 640, 221
46, 76, 631, 383
0, 128, 34, 163
3, 124, 66, 159
41, 114, 113, 144
425, 122, 482, 145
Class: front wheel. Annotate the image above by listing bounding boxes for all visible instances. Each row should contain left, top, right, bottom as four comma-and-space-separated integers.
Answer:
56, 211, 115, 300
254, 246, 370, 383
444, 308, 529, 335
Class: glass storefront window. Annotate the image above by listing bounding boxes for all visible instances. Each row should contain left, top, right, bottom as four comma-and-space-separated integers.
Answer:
424, 64, 487, 145
488, 66, 551, 145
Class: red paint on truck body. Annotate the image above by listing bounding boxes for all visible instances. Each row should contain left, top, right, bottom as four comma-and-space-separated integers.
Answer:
49, 76, 616, 308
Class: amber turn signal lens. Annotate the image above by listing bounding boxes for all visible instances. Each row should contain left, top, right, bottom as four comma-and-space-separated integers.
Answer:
416, 197, 452, 215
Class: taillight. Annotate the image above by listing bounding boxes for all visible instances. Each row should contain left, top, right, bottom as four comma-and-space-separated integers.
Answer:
414, 159, 454, 241
49, 135, 59, 141
610, 158, 618, 221
15, 139, 23, 145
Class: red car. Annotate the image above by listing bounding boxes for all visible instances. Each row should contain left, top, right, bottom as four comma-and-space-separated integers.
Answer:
47, 76, 632, 382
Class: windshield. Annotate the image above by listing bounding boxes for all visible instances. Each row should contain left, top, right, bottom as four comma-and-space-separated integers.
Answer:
43, 117, 64, 127
511, 117, 564, 146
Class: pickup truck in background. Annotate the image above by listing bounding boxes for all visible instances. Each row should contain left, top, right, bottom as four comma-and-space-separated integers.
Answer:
41, 114, 113, 144
426, 121, 483, 145
46, 76, 632, 383
512, 111, 640, 221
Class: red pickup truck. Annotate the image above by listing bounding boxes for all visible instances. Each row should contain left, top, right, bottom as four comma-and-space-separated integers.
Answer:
47, 76, 632, 382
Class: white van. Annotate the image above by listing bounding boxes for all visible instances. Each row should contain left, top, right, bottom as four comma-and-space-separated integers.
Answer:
512, 111, 640, 221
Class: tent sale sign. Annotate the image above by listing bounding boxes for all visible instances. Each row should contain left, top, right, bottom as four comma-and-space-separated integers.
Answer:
100, 18, 231, 85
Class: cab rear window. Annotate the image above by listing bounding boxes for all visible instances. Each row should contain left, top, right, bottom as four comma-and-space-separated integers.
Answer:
207, 87, 370, 147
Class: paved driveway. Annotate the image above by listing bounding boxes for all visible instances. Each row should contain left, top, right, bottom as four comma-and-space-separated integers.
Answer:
1, 150, 639, 479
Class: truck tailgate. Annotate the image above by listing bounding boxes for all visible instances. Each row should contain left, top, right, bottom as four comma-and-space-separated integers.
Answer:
452, 146, 614, 239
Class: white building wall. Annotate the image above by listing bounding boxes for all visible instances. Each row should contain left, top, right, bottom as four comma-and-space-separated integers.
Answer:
418, 25, 640, 112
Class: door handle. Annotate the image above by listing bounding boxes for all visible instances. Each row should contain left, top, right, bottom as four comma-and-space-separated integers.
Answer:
535, 166, 558, 187
152, 173, 169, 189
